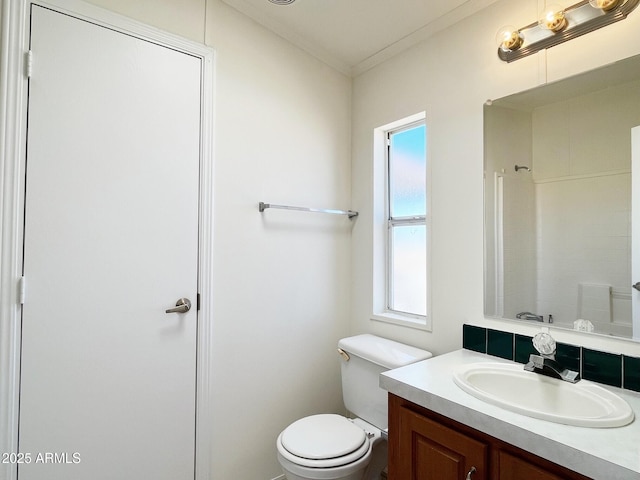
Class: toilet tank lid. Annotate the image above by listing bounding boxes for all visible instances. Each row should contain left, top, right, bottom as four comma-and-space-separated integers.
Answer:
338, 334, 432, 369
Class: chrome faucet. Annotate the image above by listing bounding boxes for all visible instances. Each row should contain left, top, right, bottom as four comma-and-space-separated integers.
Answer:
524, 332, 580, 383
516, 311, 544, 322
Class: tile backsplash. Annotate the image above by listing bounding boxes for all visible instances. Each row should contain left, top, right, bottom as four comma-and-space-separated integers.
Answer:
463, 324, 640, 392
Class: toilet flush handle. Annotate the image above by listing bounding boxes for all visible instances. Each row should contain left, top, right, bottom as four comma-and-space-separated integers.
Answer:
337, 348, 350, 361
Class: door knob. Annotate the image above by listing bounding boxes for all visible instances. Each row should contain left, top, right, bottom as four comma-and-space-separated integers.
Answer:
165, 298, 191, 314
633, 283, 640, 292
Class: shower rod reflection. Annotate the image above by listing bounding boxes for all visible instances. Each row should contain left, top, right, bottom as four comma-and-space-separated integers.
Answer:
515, 165, 531, 172
259, 202, 359, 219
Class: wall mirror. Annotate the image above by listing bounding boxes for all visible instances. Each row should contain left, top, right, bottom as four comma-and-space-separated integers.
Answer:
484, 53, 640, 341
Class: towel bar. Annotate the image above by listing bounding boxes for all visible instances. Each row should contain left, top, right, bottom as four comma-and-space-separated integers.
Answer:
258, 202, 358, 219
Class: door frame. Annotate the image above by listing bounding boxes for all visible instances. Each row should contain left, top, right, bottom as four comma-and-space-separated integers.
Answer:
0, 1, 215, 479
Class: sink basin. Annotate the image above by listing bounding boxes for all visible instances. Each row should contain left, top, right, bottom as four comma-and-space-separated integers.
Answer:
453, 362, 634, 428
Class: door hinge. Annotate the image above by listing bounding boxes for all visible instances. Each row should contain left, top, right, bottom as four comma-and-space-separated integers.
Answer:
18, 276, 26, 304
197, 293, 200, 311
25, 50, 33, 78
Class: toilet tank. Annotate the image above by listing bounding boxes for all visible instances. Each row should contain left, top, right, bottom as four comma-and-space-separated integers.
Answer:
338, 334, 432, 430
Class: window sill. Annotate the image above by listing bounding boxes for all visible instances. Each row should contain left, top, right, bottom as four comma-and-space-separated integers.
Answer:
371, 312, 431, 332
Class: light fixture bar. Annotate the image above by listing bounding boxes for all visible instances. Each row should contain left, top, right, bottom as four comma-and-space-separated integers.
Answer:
498, 0, 640, 62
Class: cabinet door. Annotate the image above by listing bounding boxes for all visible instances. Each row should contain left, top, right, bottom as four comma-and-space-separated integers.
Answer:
397, 406, 488, 480
498, 451, 566, 480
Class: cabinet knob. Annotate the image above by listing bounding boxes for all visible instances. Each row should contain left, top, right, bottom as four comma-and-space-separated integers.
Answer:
465, 466, 477, 480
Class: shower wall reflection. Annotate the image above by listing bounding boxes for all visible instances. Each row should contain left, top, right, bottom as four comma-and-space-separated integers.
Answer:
485, 61, 640, 339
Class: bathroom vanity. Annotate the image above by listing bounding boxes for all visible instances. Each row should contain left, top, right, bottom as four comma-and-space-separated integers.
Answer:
388, 394, 588, 479
381, 350, 640, 480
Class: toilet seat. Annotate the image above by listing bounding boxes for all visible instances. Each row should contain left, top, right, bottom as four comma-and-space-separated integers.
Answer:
278, 414, 370, 468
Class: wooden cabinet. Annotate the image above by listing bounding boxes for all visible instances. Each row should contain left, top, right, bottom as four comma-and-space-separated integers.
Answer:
496, 451, 566, 480
395, 403, 488, 480
388, 394, 589, 480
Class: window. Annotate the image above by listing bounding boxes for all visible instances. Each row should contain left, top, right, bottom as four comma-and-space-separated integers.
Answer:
386, 122, 427, 318
372, 113, 429, 329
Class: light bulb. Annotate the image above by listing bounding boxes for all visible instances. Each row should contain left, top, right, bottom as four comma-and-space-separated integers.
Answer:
496, 25, 524, 52
588, 0, 621, 10
539, 5, 568, 32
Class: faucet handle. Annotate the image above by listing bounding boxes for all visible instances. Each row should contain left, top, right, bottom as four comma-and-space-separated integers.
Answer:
532, 332, 556, 356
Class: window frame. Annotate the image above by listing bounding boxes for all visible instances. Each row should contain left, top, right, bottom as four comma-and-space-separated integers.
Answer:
372, 113, 431, 331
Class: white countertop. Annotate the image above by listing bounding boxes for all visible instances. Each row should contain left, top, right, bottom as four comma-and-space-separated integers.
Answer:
380, 349, 640, 480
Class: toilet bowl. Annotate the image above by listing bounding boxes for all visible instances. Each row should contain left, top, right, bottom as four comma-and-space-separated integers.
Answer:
276, 414, 381, 480
276, 335, 432, 480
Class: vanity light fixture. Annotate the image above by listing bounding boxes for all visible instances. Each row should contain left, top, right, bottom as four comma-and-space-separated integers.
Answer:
496, 25, 524, 52
589, 0, 623, 10
539, 4, 568, 32
497, 0, 640, 62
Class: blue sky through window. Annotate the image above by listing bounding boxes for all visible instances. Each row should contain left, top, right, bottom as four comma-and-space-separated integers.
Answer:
390, 124, 426, 218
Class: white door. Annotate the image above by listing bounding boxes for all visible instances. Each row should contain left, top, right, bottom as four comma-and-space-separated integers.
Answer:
19, 6, 201, 479
633, 126, 640, 341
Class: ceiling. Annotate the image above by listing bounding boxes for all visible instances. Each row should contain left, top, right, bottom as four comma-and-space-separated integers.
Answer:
220, 0, 502, 76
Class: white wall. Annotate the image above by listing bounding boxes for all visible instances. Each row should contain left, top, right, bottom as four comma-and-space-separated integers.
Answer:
205, 2, 352, 479
352, 0, 538, 354
351, 0, 640, 357
84, 0, 206, 43
47, 1, 353, 479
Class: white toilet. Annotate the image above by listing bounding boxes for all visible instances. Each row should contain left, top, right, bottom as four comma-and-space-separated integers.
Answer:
276, 334, 432, 480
